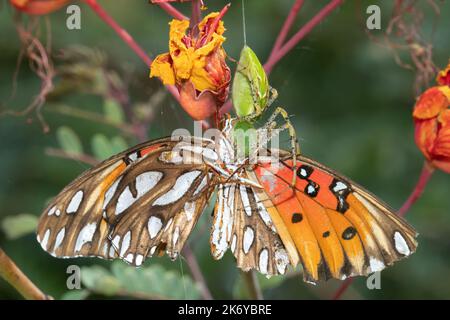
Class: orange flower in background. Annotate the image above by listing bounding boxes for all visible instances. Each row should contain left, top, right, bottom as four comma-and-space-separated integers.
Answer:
150, 5, 231, 120
10, 0, 70, 15
437, 62, 450, 86
413, 62, 450, 173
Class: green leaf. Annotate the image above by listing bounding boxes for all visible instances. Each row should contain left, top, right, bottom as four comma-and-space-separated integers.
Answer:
81, 265, 121, 296
56, 126, 83, 155
60, 289, 90, 300
111, 136, 128, 154
81, 261, 201, 299
1, 213, 38, 240
103, 99, 125, 124
91, 134, 113, 160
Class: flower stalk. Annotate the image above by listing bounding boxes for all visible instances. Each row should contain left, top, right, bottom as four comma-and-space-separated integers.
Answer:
0, 247, 50, 300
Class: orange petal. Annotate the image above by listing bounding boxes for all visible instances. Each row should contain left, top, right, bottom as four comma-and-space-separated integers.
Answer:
10, 0, 69, 15
414, 119, 437, 159
432, 116, 450, 158
179, 81, 218, 120
150, 53, 176, 85
413, 87, 449, 120
437, 62, 450, 86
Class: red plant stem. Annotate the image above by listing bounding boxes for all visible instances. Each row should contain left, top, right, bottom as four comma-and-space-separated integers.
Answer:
84, 0, 180, 102
332, 160, 434, 300
157, 2, 188, 20
191, 0, 202, 28
398, 161, 434, 216
269, 0, 305, 58
183, 245, 213, 300
264, 0, 343, 74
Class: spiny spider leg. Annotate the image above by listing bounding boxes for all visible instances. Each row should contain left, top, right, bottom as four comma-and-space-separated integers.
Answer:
261, 107, 300, 188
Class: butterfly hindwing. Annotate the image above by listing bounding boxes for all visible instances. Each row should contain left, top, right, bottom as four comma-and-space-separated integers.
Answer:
252, 151, 418, 283
210, 179, 293, 276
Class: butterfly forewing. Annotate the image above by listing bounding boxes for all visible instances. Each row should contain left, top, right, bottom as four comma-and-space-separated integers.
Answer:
37, 136, 216, 266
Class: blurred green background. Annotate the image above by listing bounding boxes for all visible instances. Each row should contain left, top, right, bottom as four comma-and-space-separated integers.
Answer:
1, 0, 449, 299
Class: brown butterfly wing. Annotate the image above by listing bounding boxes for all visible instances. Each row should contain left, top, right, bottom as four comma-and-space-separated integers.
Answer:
37, 136, 215, 266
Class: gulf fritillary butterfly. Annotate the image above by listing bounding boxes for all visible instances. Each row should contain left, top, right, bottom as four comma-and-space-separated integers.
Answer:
36, 46, 418, 284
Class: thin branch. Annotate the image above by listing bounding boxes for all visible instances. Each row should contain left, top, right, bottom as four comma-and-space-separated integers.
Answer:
83, 0, 180, 102
332, 160, 435, 300
182, 245, 213, 300
241, 270, 263, 300
0, 247, 50, 300
264, 0, 343, 74
157, 2, 188, 20
46, 104, 135, 136
45, 148, 99, 166
191, 0, 202, 25
269, 0, 305, 57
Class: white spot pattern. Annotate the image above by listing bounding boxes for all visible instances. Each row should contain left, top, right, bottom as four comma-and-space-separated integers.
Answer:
243, 226, 254, 254
259, 249, 269, 274
394, 231, 410, 256
74, 222, 97, 252
148, 216, 163, 239
153, 170, 201, 206
67, 190, 83, 214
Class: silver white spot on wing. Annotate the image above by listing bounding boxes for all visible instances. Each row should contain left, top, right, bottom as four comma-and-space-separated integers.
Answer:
333, 181, 348, 192
164, 218, 173, 232
274, 249, 289, 275
148, 216, 163, 239
259, 249, 269, 274
172, 226, 180, 247
128, 152, 138, 162
153, 170, 202, 206
112, 235, 121, 250
116, 171, 163, 215
135, 254, 144, 266
231, 234, 237, 254
53, 227, 65, 253
48, 206, 56, 216
239, 186, 252, 217
120, 231, 131, 257
55, 209, 61, 216
125, 253, 134, 263
74, 222, 97, 252
67, 190, 83, 214
184, 202, 196, 221
40, 229, 50, 251
369, 257, 385, 273
394, 231, 410, 256
211, 184, 235, 259
243, 226, 254, 254
149, 246, 157, 256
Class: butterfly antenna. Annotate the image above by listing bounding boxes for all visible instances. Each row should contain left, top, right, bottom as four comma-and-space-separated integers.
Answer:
242, 0, 247, 46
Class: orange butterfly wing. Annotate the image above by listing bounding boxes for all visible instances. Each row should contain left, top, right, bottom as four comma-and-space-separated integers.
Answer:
252, 153, 418, 283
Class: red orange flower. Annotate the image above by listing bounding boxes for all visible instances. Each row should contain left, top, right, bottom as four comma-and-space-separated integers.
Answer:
413, 62, 450, 173
150, 6, 230, 120
10, 0, 69, 15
